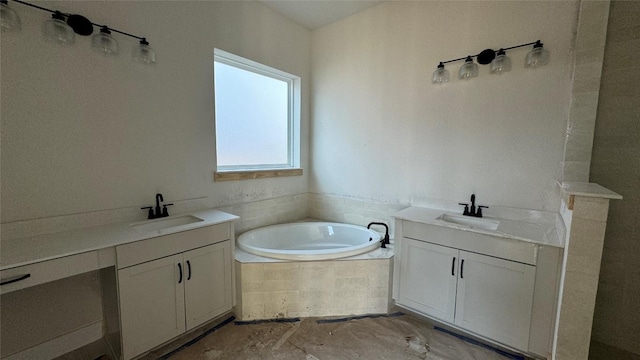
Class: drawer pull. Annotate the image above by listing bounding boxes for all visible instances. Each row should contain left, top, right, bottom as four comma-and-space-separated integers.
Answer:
178, 263, 183, 284
1, 274, 31, 286
187, 260, 191, 280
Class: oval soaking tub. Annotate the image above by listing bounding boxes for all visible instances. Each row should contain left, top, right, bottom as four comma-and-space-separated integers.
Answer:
237, 222, 382, 261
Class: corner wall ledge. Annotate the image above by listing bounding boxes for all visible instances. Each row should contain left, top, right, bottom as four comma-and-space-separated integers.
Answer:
557, 181, 622, 200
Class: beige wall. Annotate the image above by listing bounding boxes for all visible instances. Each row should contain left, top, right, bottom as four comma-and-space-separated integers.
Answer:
0, 1, 311, 223
590, 0, 640, 355
310, 1, 579, 213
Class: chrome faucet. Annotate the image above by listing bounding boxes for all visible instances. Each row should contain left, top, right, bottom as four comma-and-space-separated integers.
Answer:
458, 194, 488, 218
141, 193, 173, 219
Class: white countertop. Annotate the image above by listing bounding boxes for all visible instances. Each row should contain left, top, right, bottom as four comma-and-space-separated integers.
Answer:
393, 206, 563, 248
1, 209, 239, 271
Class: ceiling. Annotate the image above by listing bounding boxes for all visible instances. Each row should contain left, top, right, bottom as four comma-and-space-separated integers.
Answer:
259, 0, 385, 30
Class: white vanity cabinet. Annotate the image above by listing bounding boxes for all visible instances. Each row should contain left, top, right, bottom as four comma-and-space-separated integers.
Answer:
183, 242, 232, 330
118, 254, 186, 359
116, 223, 233, 360
394, 215, 562, 358
398, 238, 535, 350
398, 239, 458, 322
454, 250, 535, 350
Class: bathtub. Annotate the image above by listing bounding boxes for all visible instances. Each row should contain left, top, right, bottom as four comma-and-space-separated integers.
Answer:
237, 222, 382, 260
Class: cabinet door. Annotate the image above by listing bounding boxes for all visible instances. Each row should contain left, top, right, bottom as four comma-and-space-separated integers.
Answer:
118, 254, 186, 360
398, 238, 458, 322
183, 241, 232, 330
454, 251, 535, 350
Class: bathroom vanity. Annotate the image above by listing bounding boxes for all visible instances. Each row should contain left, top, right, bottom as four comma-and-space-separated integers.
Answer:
0, 209, 238, 360
393, 206, 563, 359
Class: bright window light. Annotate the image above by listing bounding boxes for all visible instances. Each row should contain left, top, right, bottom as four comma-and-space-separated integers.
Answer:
214, 49, 300, 171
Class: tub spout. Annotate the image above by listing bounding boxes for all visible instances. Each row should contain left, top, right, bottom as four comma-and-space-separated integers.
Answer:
367, 222, 390, 248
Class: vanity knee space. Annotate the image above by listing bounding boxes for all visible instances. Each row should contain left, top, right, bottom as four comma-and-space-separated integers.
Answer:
0, 209, 239, 360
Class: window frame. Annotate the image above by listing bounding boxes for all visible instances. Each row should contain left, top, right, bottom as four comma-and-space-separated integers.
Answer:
213, 49, 301, 178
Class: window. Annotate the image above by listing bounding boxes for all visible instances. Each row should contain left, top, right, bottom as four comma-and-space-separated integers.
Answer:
213, 49, 301, 180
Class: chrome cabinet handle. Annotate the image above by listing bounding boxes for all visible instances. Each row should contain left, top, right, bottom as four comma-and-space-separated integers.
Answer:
1, 274, 31, 286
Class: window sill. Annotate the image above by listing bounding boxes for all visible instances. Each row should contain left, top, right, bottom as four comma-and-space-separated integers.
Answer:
214, 168, 303, 182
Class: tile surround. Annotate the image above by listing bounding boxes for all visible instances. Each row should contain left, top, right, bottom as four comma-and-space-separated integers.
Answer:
235, 259, 392, 320
562, 0, 611, 182
308, 193, 407, 237
554, 187, 620, 360
216, 194, 309, 234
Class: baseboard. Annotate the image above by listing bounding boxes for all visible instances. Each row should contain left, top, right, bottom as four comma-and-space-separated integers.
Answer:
3, 321, 103, 360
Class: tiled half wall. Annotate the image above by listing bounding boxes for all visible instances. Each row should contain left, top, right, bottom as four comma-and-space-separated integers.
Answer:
235, 259, 392, 320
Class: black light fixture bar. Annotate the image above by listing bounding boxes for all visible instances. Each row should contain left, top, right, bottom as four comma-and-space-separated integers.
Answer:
10, 0, 145, 40
440, 40, 540, 65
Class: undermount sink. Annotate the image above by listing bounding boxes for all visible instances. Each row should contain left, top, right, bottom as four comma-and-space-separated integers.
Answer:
131, 215, 204, 232
437, 214, 500, 231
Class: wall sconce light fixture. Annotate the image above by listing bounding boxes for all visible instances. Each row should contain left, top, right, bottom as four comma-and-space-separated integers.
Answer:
0, 0, 156, 64
432, 40, 549, 84
0, 0, 20, 31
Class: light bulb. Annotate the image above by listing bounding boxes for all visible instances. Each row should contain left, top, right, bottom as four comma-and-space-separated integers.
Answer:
132, 38, 156, 64
525, 41, 550, 67
432, 62, 450, 84
43, 11, 75, 44
458, 56, 478, 80
490, 49, 512, 75
92, 26, 118, 55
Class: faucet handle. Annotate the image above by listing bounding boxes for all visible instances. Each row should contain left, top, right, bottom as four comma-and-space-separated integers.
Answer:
162, 203, 174, 217
458, 203, 470, 216
477, 205, 489, 217
141, 206, 154, 219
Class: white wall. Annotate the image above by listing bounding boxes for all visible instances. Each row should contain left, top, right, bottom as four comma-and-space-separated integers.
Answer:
0, 2, 309, 356
1, 1, 310, 223
310, 1, 579, 212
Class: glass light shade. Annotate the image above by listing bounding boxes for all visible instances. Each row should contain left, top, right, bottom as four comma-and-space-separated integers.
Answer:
44, 11, 75, 44
490, 51, 511, 74
458, 56, 478, 80
432, 63, 450, 84
92, 26, 118, 55
0, 0, 20, 32
525, 42, 550, 67
132, 38, 156, 64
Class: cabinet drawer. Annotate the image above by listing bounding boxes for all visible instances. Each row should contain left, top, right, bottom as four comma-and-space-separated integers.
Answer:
116, 224, 229, 269
0, 251, 99, 294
